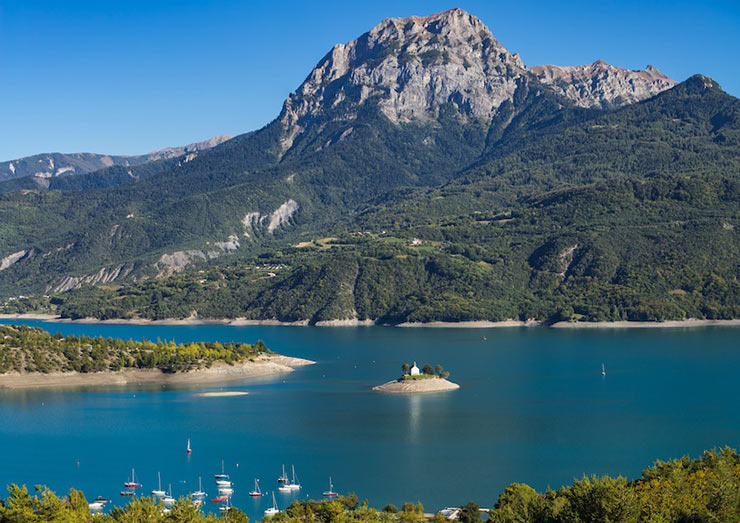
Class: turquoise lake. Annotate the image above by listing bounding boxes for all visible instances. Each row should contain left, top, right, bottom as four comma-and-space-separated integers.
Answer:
1, 320, 739, 518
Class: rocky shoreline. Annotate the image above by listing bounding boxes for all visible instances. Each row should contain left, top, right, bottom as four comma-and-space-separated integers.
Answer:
3, 314, 740, 329
0, 354, 314, 390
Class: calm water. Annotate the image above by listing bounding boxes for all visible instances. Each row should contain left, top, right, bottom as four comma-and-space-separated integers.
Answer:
1, 320, 739, 518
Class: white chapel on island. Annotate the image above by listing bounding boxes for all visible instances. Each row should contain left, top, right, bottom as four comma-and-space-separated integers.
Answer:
410, 362, 420, 376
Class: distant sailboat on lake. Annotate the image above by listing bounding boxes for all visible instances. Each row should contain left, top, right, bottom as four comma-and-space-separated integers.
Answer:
151, 471, 166, 497
264, 492, 279, 517
322, 477, 338, 497
602, 363, 606, 376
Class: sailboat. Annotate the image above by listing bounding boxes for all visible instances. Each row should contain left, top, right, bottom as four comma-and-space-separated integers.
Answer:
288, 465, 301, 490
124, 469, 141, 489
249, 478, 262, 497
277, 464, 289, 484
214, 460, 229, 480
322, 477, 338, 497
602, 363, 606, 376
219, 497, 232, 513
187, 438, 192, 454
162, 484, 175, 506
190, 476, 206, 499
151, 471, 166, 497
264, 492, 279, 517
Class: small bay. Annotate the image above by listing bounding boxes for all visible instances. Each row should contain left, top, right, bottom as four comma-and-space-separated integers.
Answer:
0, 320, 739, 519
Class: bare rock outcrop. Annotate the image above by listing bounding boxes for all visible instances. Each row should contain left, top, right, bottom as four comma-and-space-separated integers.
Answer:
531, 61, 676, 108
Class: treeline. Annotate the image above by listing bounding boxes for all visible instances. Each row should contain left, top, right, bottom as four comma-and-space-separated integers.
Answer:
2, 447, 740, 522
0, 324, 268, 374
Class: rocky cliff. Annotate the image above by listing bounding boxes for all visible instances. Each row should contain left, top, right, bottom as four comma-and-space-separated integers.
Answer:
531, 61, 676, 108
277, 8, 676, 152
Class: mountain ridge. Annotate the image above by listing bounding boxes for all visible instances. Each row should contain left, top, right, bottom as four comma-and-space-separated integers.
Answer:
0, 135, 232, 183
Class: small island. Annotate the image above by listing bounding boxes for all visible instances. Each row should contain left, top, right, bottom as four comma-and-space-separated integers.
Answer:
0, 324, 313, 389
372, 361, 459, 393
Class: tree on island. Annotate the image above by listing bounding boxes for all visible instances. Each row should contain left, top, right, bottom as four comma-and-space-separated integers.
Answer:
402, 363, 410, 374
422, 364, 434, 375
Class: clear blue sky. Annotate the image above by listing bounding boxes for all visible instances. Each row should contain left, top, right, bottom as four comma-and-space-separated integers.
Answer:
1, 0, 738, 160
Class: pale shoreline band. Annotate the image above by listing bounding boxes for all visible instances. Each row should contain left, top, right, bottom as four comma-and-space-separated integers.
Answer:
2, 314, 740, 329
0, 354, 314, 390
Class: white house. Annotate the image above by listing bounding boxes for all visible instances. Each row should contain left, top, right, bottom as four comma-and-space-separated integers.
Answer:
410, 362, 420, 375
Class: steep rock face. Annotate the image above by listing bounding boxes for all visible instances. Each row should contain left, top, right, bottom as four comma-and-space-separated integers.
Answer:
277, 8, 677, 152
278, 8, 527, 150
530, 61, 676, 108
0, 135, 232, 181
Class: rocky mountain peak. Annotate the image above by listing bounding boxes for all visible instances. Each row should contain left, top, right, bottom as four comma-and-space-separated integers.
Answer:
278, 8, 527, 151
530, 61, 676, 108
277, 8, 678, 152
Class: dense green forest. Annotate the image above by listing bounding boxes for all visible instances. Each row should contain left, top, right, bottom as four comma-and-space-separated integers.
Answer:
2, 447, 739, 522
39, 170, 740, 324
0, 324, 268, 374
1, 76, 739, 323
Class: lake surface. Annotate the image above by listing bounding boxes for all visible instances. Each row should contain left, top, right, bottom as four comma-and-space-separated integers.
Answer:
1, 320, 739, 518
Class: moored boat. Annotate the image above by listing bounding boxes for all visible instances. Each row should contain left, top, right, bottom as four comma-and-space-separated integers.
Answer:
288, 465, 301, 490
162, 484, 175, 506
190, 476, 206, 499
249, 478, 262, 497
124, 468, 141, 489
151, 471, 166, 497
322, 477, 338, 497
264, 492, 280, 517
214, 460, 229, 480
277, 464, 288, 484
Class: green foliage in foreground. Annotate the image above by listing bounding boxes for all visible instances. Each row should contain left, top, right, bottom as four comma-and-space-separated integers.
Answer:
1, 448, 740, 522
0, 324, 268, 374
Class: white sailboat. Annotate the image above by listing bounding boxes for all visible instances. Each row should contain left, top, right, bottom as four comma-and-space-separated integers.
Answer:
264, 492, 280, 517
288, 465, 301, 490
214, 459, 229, 480
151, 471, 166, 497
249, 478, 262, 497
602, 363, 606, 376
187, 438, 192, 454
190, 476, 206, 499
162, 484, 175, 506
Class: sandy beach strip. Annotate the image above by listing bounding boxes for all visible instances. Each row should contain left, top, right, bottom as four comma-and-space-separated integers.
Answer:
0, 354, 314, 390
195, 391, 249, 397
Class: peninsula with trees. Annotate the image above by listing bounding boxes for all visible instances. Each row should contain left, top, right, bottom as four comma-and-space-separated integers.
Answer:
372, 361, 459, 393
0, 324, 313, 389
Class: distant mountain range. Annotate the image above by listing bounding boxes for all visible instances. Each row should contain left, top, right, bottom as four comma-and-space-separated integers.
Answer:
0, 135, 231, 183
1, 8, 739, 325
